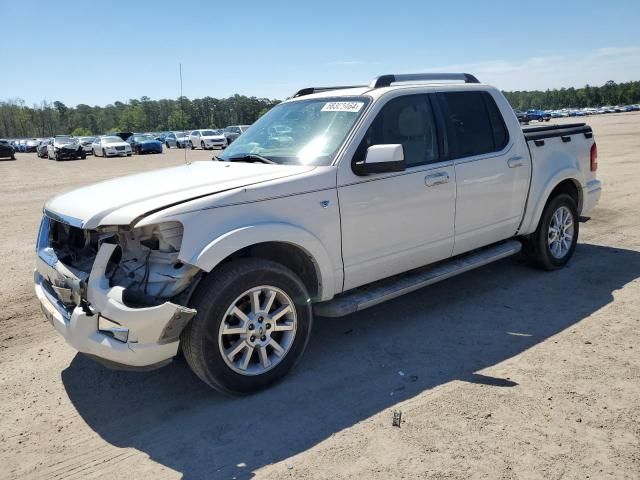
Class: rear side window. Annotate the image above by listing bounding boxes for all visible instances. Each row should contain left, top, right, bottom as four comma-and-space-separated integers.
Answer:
482, 92, 509, 150
440, 91, 508, 159
355, 94, 440, 168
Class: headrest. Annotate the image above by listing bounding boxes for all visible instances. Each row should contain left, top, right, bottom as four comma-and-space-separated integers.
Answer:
397, 107, 425, 137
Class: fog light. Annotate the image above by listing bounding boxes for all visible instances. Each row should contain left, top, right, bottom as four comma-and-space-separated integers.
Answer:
98, 316, 129, 343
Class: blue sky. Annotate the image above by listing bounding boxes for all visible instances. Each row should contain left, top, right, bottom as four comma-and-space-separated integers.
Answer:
2, 0, 639, 107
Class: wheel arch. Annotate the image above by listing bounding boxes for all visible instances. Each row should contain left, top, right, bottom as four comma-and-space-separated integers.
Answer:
188, 224, 337, 301
521, 173, 583, 235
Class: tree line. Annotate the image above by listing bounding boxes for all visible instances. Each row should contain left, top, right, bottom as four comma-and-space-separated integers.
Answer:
0, 95, 280, 138
2, 80, 640, 138
503, 80, 640, 110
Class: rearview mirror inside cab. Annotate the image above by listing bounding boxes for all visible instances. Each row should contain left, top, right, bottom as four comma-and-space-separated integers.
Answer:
353, 144, 406, 175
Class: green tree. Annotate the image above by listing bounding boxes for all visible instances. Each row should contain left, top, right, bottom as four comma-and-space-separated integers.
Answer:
71, 127, 92, 136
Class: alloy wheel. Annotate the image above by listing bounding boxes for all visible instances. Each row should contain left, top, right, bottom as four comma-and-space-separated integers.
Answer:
548, 205, 574, 259
218, 286, 297, 376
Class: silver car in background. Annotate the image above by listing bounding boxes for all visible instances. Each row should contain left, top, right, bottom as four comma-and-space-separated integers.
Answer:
223, 125, 251, 144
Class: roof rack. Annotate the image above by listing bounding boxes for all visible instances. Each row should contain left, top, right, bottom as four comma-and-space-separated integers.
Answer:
292, 85, 367, 98
369, 73, 480, 88
291, 73, 480, 98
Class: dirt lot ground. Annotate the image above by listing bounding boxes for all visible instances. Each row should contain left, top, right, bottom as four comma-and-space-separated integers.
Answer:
1, 115, 639, 480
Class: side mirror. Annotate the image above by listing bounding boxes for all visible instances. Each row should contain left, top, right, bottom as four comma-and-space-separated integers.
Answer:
353, 144, 406, 176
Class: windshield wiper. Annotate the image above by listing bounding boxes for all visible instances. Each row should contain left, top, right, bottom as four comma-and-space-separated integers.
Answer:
225, 154, 277, 165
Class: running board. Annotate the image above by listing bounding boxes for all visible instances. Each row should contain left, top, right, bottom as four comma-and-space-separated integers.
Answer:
314, 240, 522, 317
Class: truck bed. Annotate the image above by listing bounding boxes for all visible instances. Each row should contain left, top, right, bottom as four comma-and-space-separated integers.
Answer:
523, 123, 592, 142
518, 121, 597, 235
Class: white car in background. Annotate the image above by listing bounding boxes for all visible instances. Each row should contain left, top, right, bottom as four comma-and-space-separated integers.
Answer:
77, 136, 96, 154
92, 136, 132, 157
189, 129, 227, 150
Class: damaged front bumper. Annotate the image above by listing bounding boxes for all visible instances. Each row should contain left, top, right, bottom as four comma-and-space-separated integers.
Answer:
34, 218, 196, 369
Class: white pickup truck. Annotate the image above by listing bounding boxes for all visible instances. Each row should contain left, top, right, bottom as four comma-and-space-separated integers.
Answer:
34, 73, 601, 393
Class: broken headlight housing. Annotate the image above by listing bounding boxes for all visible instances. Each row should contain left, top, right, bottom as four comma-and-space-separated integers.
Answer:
106, 221, 199, 303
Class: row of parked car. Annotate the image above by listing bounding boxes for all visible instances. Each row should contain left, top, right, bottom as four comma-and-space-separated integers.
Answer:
4, 125, 251, 161
514, 104, 640, 123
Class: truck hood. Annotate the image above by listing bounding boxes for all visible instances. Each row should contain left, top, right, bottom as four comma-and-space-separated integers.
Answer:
45, 161, 315, 229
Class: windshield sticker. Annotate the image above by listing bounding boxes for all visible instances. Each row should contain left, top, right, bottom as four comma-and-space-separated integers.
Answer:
321, 101, 364, 113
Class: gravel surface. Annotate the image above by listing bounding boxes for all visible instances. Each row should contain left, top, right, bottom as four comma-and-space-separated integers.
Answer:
0, 116, 639, 480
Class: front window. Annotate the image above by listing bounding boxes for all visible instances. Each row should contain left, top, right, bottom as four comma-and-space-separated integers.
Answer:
201, 130, 220, 136
54, 137, 77, 145
134, 135, 155, 142
218, 96, 370, 166
103, 137, 122, 144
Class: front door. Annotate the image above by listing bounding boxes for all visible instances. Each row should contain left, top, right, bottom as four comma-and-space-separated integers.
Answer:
338, 93, 456, 291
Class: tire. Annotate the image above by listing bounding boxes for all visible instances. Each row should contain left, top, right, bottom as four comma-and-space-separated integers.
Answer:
201, 141, 206, 150
102, 148, 107, 157
181, 258, 313, 394
190, 142, 195, 150
11, 153, 16, 160
166, 142, 170, 149
524, 193, 579, 270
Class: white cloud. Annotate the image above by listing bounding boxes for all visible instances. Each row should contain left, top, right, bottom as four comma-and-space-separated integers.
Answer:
418, 47, 640, 91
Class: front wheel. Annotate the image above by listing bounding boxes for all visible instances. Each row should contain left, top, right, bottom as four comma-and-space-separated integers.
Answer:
524, 193, 579, 270
181, 259, 313, 394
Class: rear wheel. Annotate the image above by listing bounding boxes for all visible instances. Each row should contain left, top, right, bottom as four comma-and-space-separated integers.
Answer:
524, 193, 579, 270
181, 259, 313, 394
102, 148, 107, 157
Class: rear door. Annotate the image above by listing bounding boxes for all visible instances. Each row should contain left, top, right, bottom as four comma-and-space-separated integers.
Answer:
438, 90, 530, 255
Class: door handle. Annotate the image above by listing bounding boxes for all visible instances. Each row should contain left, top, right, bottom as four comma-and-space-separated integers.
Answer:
425, 172, 450, 187
508, 156, 524, 168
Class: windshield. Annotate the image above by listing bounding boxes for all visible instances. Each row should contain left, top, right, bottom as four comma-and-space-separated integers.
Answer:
103, 137, 122, 144
219, 97, 370, 166
134, 135, 155, 142
79, 136, 95, 142
55, 137, 76, 145
201, 130, 220, 136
